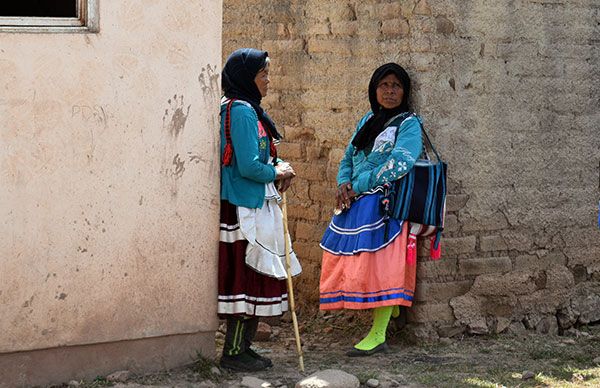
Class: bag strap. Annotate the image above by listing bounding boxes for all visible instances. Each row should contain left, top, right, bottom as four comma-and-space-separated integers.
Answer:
390, 113, 443, 162
420, 124, 442, 162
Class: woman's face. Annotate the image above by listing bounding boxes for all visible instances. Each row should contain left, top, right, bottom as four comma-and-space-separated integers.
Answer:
254, 63, 270, 97
376, 73, 404, 110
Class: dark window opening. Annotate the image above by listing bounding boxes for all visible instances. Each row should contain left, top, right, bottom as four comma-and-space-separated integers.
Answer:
0, 1, 77, 18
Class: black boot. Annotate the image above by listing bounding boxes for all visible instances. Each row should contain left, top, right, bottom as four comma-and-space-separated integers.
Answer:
220, 352, 266, 372
220, 316, 268, 372
244, 317, 273, 367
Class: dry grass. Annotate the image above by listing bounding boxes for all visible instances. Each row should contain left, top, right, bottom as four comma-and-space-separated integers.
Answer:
72, 320, 600, 388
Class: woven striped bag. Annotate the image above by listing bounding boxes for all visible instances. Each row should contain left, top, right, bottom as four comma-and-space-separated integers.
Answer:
390, 125, 447, 261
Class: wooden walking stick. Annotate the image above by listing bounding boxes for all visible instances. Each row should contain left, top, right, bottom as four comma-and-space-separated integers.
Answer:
281, 192, 305, 372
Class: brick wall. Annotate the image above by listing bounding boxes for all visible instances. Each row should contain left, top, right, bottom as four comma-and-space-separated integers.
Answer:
223, 0, 600, 337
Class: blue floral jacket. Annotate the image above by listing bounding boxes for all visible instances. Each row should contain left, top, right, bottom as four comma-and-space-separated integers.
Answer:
337, 112, 423, 194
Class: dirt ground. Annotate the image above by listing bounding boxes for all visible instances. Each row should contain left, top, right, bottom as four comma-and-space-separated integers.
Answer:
75, 313, 600, 388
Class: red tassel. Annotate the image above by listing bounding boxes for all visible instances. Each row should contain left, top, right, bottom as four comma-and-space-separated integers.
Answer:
407, 234, 417, 265
430, 236, 442, 260
222, 143, 233, 166
222, 99, 236, 166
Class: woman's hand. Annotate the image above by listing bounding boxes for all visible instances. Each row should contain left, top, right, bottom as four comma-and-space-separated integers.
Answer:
336, 182, 357, 210
275, 161, 295, 180
275, 162, 295, 192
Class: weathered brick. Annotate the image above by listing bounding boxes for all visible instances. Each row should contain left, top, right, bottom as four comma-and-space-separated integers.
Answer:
499, 230, 534, 251
287, 203, 320, 222
268, 75, 304, 90
330, 21, 358, 36
446, 194, 469, 212
319, 208, 336, 223
306, 38, 352, 55
443, 236, 477, 256
443, 213, 459, 233
303, 111, 355, 142
306, 146, 326, 161
479, 235, 508, 252
308, 183, 336, 204
446, 177, 461, 194
459, 257, 512, 277
514, 254, 538, 270
514, 251, 567, 270
286, 178, 309, 205
262, 39, 305, 52
435, 16, 455, 35
380, 18, 409, 37
283, 126, 316, 141
417, 258, 458, 279
374, 2, 402, 19
277, 142, 303, 160
307, 23, 330, 36
292, 241, 323, 265
293, 162, 327, 181
417, 239, 431, 257
325, 165, 338, 182
328, 148, 346, 166
545, 265, 575, 290
295, 221, 327, 241
292, 241, 312, 261
462, 212, 510, 233
411, 36, 432, 53
414, 280, 472, 302
565, 246, 600, 268
414, 0, 432, 16
470, 270, 537, 296
412, 17, 435, 33
408, 302, 454, 323
276, 23, 287, 37
410, 52, 436, 72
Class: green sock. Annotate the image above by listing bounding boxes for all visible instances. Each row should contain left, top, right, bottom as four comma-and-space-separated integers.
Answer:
392, 305, 400, 318
354, 306, 393, 351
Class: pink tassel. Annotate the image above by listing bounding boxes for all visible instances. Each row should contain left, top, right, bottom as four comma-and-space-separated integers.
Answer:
430, 236, 442, 260
407, 234, 417, 265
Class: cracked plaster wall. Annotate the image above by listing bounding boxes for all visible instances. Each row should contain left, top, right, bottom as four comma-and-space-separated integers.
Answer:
0, 1, 222, 354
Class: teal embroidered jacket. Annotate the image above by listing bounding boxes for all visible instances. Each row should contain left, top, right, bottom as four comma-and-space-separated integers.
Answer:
337, 112, 423, 194
220, 99, 277, 209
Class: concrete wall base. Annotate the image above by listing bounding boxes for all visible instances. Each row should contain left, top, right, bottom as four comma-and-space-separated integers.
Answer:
0, 331, 215, 387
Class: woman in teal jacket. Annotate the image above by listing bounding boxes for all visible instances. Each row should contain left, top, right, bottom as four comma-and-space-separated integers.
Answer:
217, 48, 300, 372
320, 63, 423, 356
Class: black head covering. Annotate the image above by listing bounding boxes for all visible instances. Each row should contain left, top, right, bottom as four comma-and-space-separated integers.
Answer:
351, 63, 411, 151
222, 48, 281, 140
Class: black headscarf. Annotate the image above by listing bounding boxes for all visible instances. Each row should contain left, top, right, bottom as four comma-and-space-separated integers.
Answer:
351, 63, 411, 151
222, 48, 281, 141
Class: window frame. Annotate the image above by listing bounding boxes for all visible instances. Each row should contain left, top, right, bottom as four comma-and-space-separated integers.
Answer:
0, 0, 99, 33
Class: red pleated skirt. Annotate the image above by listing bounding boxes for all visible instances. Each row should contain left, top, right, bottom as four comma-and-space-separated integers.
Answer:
218, 200, 289, 317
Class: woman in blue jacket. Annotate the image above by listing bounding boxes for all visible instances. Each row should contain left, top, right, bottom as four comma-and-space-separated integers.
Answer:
320, 63, 423, 356
218, 48, 301, 371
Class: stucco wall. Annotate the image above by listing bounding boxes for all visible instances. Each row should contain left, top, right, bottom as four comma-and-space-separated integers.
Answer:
0, 0, 221, 356
223, 0, 600, 337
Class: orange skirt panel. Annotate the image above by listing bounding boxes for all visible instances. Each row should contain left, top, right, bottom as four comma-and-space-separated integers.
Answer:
319, 222, 416, 310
